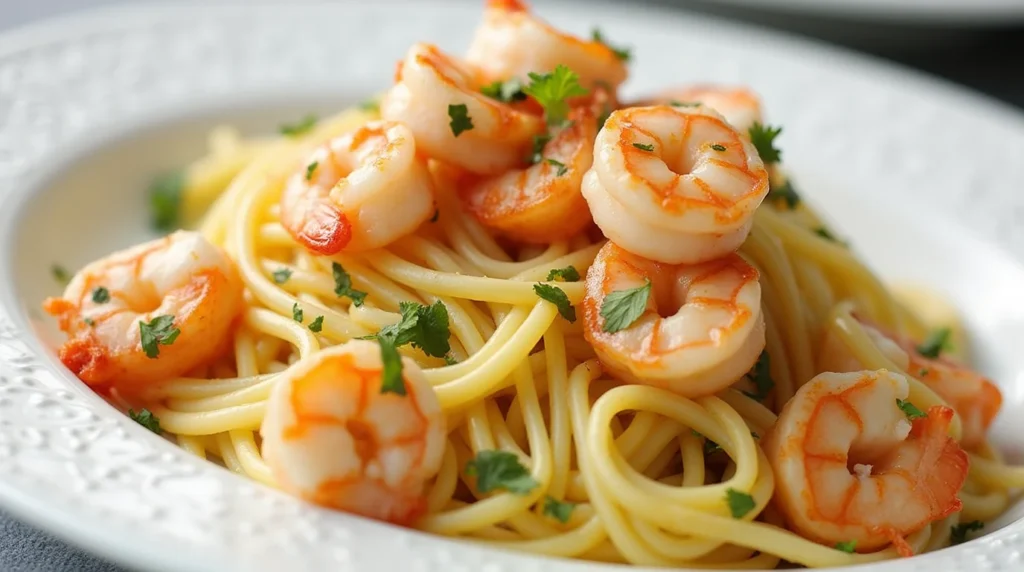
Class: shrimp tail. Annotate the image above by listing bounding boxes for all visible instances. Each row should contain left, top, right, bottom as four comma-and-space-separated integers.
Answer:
56, 336, 112, 386
294, 199, 353, 256
912, 406, 969, 518
488, 0, 529, 11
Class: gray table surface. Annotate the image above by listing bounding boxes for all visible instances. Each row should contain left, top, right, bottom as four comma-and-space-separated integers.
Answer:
2, 1, 1023, 571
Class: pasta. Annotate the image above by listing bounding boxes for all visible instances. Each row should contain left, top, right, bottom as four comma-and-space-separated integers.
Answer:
41, 1, 1024, 568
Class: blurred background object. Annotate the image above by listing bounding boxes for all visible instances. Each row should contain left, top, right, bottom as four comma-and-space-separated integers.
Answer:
1, 0, 1022, 570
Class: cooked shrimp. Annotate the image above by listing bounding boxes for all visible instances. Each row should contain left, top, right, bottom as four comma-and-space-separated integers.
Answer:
260, 340, 446, 526
634, 85, 762, 134
820, 319, 1001, 450
465, 0, 628, 92
42, 231, 243, 390
764, 370, 969, 556
581, 105, 769, 264
279, 120, 435, 255
381, 43, 544, 175
582, 241, 765, 396
458, 99, 600, 243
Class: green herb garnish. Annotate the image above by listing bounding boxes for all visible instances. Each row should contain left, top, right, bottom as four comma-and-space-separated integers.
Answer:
448, 104, 474, 137
465, 450, 538, 494
139, 315, 180, 359
599, 280, 651, 333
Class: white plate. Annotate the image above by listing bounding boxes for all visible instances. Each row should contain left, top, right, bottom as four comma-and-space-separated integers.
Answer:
1, 2, 1023, 571
686, 0, 1024, 24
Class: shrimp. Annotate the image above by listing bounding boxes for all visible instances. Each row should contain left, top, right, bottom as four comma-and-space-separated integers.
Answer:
465, 0, 628, 92
634, 85, 762, 134
260, 340, 446, 526
42, 231, 243, 390
581, 105, 769, 264
457, 97, 601, 243
582, 241, 765, 397
381, 43, 544, 175
764, 370, 968, 556
279, 120, 435, 255
820, 318, 1002, 450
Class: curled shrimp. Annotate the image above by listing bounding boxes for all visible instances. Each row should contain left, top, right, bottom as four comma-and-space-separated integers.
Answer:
635, 85, 763, 134
581, 105, 769, 264
42, 231, 243, 390
581, 241, 765, 397
465, 0, 628, 92
457, 100, 600, 243
821, 318, 1002, 450
764, 369, 969, 556
279, 120, 435, 255
260, 340, 446, 525
381, 42, 544, 175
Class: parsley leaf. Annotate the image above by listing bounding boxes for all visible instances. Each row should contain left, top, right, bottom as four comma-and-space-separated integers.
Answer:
741, 351, 774, 401
835, 540, 857, 553
51, 264, 70, 285
767, 179, 801, 209
83, 318, 95, 327
669, 100, 700, 107
91, 287, 110, 304
896, 398, 927, 420
546, 266, 580, 282
149, 170, 185, 232
480, 78, 527, 103
543, 496, 576, 523
600, 280, 651, 333
748, 122, 783, 164
272, 268, 292, 284
523, 65, 588, 126
280, 114, 318, 137
444, 354, 459, 366
917, 328, 952, 359
359, 99, 379, 113
291, 303, 303, 323
545, 158, 568, 176
814, 227, 841, 243
332, 262, 367, 306
711, 143, 727, 152
305, 160, 318, 181
308, 315, 324, 333
533, 283, 576, 323
465, 450, 538, 494
950, 521, 984, 545
448, 104, 474, 137
726, 488, 756, 518
378, 336, 406, 395
139, 315, 180, 359
633, 142, 655, 152
374, 300, 452, 359
529, 133, 552, 164
591, 28, 631, 61
128, 408, 162, 434
703, 437, 723, 456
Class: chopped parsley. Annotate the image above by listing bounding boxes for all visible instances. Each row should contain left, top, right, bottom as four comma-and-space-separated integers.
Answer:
711, 143, 727, 152
669, 100, 700, 107
726, 488, 756, 519
128, 408, 162, 434
149, 170, 185, 232
308, 315, 324, 333
448, 104, 474, 137
542, 496, 576, 523
529, 133, 552, 164
632, 142, 655, 152
305, 160, 318, 181
748, 122, 783, 164
599, 280, 651, 333
896, 398, 927, 420
533, 284, 576, 323
742, 351, 774, 402
814, 227, 841, 243
279, 114, 318, 137
272, 268, 292, 284
444, 354, 459, 366
480, 78, 527, 103
139, 315, 180, 359
917, 328, 952, 359
591, 28, 631, 61
374, 300, 452, 359
358, 99, 379, 113
465, 450, 538, 494
546, 266, 580, 282
332, 262, 367, 307
291, 303, 303, 323
83, 317, 95, 327
51, 264, 70, 285
523, 65, 588, 126
950, 521, 984, 545
545, 158, 568, 176
767, 179, 801, 209
91, 287, 110, 304
835, 540, 857, 553
378, 336, 406, 395
703, 437, 723, 456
